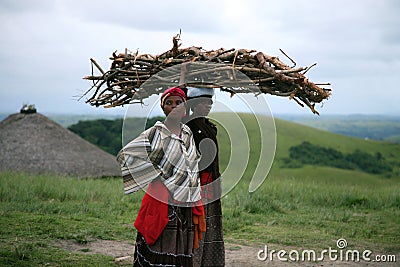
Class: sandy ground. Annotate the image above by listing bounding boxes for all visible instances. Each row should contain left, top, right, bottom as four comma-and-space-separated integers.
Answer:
53, 239, 398, 267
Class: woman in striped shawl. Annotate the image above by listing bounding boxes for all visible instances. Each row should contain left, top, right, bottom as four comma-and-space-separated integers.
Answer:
117, 87, 206, 267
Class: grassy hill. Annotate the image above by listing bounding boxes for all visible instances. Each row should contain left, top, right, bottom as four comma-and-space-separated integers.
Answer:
1, 113, 399, 266
216, 113, 400, 179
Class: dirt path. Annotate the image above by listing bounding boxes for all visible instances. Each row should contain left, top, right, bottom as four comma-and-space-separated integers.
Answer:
53, 239, 398, 266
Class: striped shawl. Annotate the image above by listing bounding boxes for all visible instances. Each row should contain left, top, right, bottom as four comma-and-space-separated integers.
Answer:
117, 121, 201, 203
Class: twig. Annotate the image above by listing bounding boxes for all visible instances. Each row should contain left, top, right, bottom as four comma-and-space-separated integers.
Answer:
303, 63, 317, 75
279, 49, 296, 68
90, 58, 105, 75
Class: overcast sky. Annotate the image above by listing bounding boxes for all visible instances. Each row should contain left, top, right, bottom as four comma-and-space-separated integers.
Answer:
1, 0, 399, 117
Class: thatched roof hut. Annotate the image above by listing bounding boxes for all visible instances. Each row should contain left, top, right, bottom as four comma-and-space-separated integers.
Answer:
0, 111, 121, 177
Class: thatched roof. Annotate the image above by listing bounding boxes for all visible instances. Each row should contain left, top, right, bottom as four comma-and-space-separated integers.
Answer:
0, 112, 121, 177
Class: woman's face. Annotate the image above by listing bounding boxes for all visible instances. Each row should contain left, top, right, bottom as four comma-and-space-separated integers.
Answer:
163, 96, 186, 119
192, 97, 213, 117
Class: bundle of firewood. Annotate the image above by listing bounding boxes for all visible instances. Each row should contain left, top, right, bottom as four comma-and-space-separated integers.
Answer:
82, 33, 331, 114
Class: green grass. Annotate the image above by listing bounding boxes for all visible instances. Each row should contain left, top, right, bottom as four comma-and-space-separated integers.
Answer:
1, 115, 400, 265
0, 173, 141, 266
1, 170, 398, 266
222, 167, 400, 251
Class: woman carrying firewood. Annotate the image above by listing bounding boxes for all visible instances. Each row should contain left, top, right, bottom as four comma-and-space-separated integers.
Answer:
184, 87, 225, 267
117, 87, 206, 267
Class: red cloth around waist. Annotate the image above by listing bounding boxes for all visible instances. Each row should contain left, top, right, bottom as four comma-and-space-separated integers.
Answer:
134, 180, 169, 245
134, 180, 205, 246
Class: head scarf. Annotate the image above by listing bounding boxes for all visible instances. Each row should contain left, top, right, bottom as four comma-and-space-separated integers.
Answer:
160, 87, 186, 108
186, 87, 215, 99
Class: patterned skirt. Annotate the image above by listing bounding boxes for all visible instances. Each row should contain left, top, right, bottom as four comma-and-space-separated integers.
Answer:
193, 199, 225, 267
133, 205, 195, 267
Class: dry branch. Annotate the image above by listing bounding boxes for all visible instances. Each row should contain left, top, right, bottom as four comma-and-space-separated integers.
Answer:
82, 34, 331, 114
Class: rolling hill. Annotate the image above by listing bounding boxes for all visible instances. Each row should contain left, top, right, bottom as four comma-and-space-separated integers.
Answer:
215, 113, 400, 183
